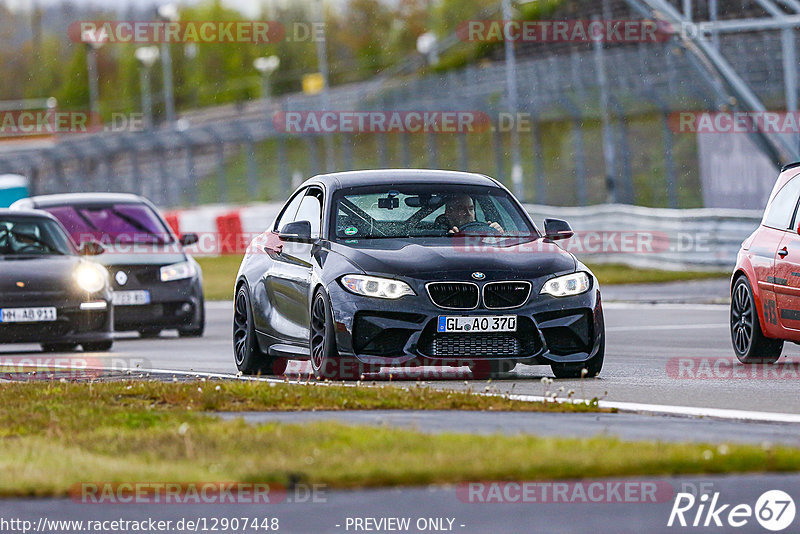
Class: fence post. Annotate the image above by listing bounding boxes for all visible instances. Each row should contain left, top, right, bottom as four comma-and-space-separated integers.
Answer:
245, 139, 258, 199
278, 136, 289, 196
593, 17, 618, 204
186, 144, 198, 206
457, 132, 468, 170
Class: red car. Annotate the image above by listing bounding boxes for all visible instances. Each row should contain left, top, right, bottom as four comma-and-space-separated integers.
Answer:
732, 161, 800, 363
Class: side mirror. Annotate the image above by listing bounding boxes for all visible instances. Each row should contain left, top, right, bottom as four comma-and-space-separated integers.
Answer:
179, 233, 199, 246
79, 240, 105, 256
543, 218, 574, 241
279, 220, 313, 242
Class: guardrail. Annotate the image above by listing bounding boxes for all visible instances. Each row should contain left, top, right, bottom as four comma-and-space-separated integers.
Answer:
165, 202, 761, 270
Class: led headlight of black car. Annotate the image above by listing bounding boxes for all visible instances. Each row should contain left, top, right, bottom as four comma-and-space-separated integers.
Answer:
340, 275, 415, 299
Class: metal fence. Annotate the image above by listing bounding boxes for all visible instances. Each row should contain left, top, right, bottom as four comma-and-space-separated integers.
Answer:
0, 0, 797, 209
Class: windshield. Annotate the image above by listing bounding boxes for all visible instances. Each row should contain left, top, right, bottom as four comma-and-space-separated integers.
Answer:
44, 204, 174, 245
331, 184, 537, 241
0, 217, 74, 257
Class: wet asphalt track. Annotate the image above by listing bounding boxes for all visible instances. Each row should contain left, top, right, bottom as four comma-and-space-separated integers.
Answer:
5, 281, 800, 532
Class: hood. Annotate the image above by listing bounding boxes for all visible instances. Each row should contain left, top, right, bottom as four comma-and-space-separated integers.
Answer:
0, 254, 82, 293
88, 243, 187, 266
329, 237, 576, 281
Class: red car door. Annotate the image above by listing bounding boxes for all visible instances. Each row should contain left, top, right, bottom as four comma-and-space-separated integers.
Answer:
764, 175, 800, 333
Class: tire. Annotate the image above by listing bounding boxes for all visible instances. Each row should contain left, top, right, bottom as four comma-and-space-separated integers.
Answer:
469, 360, 516, 380
731, 276, 783, 364
178, 299, 205, 338
233, 285, 287, 376
138, 328, 162, 338
310, 288, 363, 380
82, 340, 113, 352
550, 338, 605, 379
41, 343, 78, 352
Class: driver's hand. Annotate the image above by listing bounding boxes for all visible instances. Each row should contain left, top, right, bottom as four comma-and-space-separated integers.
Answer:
488, 221, 504, 233
448, 226, 459, 234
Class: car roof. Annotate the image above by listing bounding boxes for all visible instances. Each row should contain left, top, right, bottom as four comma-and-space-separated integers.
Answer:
20, 192, 147, 208
303, 169, 502, 191
0, 207, 60, 220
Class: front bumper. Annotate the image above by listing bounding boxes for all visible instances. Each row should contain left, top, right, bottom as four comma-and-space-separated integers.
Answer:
328, 279, 604, 367
0, 301, 113, 345
113, 277, 203, 331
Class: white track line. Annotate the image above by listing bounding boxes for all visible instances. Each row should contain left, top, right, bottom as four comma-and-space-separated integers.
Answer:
504, 393, 800, 424
607, 323, 726, 331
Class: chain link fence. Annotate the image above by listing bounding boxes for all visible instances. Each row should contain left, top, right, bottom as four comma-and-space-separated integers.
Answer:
0, 0, 795, 209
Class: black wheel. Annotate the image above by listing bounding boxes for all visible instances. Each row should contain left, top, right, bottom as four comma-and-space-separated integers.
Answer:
41, 343, 78, 352
233, 285, 287, 376
469, 360, 516, 380
310, 288, 362, 380
138, 328, 162, 338
731, 276, 783, 364
179, 299, 205, 338
550, 338, 605, 379
82, 340, 113, 352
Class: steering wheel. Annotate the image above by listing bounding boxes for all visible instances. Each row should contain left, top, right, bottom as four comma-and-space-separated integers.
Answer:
457, 220, 500, 235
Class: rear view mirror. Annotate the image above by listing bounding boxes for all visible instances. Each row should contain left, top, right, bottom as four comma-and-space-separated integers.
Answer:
378, 197, 399, 210
79, 240, 105, 256
179, 233, 199, 246
279, 220, 313, 242
543, 218, 574, 241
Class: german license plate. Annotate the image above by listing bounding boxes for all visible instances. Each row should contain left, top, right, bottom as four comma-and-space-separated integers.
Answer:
0, 307, 57, 323
437, 315, 517, 333
112, 290, 151, 306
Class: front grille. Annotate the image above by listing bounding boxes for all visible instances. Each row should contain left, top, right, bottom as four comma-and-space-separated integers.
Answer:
419, 317, 542, 358
111, 265, 162, 289
483, 281, 532, 309
426, 282, 479, 309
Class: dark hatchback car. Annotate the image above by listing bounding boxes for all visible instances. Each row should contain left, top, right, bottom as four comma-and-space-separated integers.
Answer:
0, 209, 112, 351
234, 169, 604, 380
13, 193, 204, 338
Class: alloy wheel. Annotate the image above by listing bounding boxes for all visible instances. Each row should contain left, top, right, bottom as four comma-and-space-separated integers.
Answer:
310, 295, 327, 370
731, 281, 753, 355
233, 289, 249, 365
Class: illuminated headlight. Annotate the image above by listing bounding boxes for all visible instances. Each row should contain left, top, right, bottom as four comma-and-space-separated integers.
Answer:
540, 272, 591, 297
340, 275, 415, 299
74, 263, 107, 293
160, 261, 196, 282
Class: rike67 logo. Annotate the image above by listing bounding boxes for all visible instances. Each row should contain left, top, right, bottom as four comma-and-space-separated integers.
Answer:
668, 490, 795, 531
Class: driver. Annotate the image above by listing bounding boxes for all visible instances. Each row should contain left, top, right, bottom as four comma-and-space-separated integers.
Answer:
442, 194, 504, 234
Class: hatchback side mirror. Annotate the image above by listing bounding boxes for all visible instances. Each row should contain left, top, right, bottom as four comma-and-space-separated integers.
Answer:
543, 218, 574, 241
79, 240, 105, 256
179, 233, 199, 246
279, 220, 313, 242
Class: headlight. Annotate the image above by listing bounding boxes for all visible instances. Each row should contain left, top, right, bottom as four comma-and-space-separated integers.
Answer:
340, 275, 415, 299
74, 262, 107, 293
160, 261, 196, 282
540, 272, 590, 297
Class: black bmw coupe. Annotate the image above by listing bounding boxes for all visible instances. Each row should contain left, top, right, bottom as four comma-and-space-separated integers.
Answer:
233, 170, 604, 380
0, 209, 113, 352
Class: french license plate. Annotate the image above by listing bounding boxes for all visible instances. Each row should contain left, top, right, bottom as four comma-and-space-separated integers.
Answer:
437, 315, 517, 333
0, 307, 57, 323
112, 290, 151, 306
